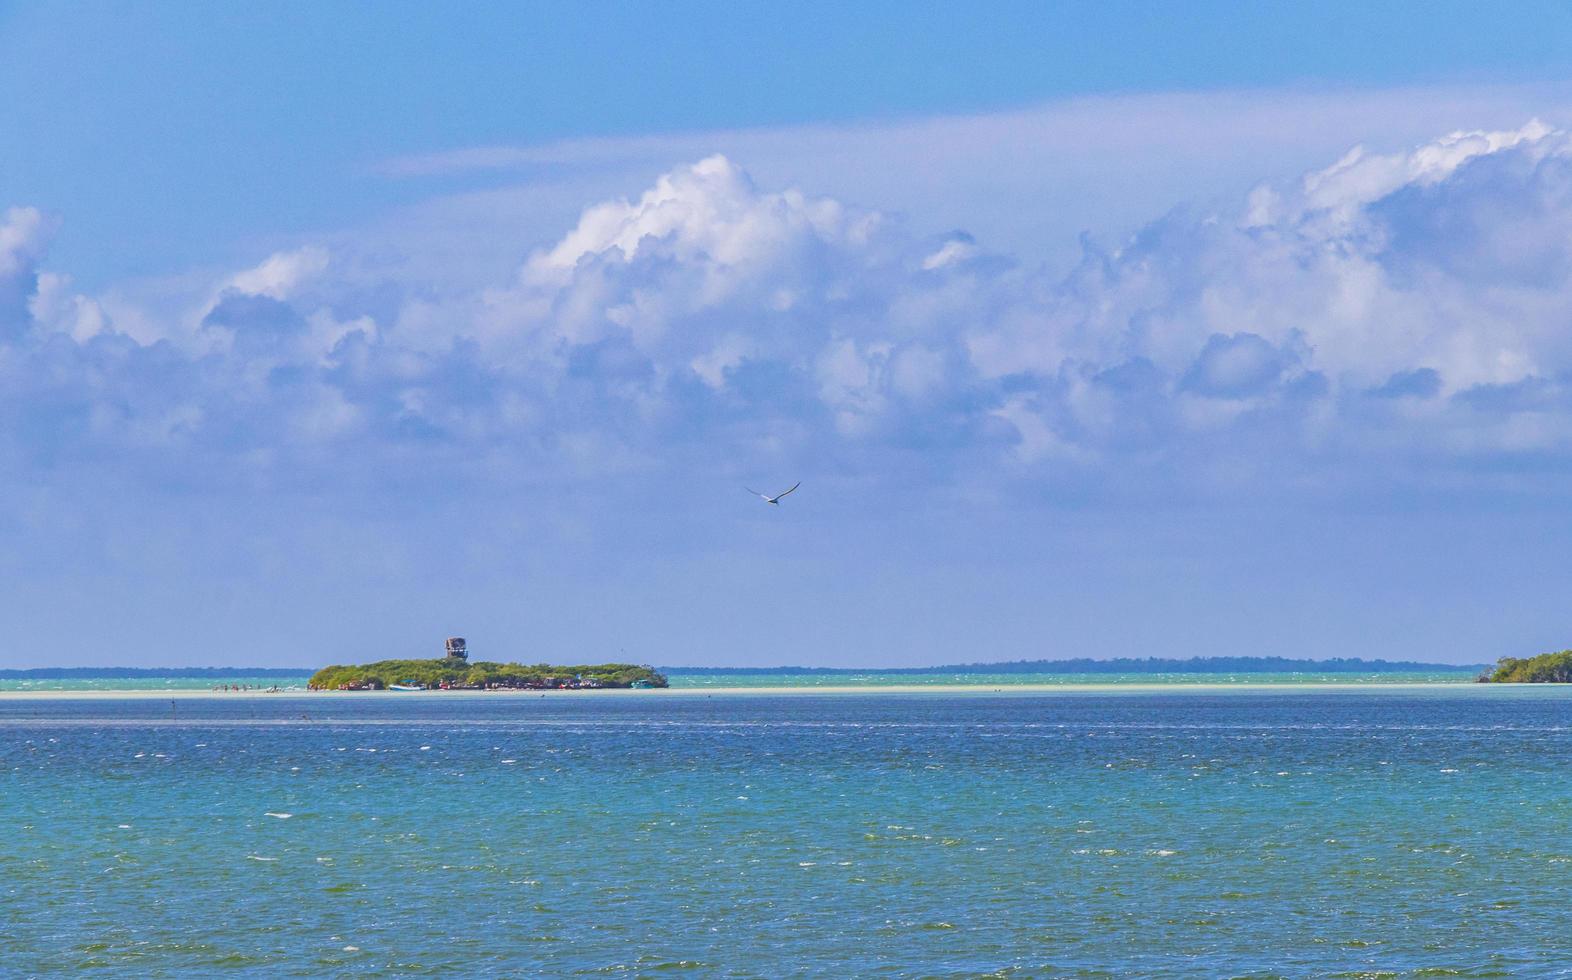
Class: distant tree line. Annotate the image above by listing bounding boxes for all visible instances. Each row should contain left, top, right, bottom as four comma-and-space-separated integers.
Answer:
0, 667, 311, 678
664, 656, 1483, 675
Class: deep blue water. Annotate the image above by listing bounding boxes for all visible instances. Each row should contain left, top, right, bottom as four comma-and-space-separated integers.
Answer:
5, 688, 1572, 977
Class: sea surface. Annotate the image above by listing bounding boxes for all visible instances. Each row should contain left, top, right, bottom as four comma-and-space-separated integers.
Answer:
5, 687, 1571, 977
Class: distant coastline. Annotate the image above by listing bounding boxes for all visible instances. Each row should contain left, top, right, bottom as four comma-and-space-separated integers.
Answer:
662, 656, 1486, 675
0, 657, 1488, 685
0, 666, 312, 679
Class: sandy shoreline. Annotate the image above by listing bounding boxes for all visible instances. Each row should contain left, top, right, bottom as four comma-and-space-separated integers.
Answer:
0, 681, 1511, 700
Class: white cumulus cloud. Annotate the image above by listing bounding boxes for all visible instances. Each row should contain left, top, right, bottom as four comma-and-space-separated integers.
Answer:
9, 121, 1572, 496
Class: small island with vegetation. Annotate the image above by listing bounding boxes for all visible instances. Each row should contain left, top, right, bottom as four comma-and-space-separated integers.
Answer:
309, 637, 667, 691
1480, 650, 1572, 683
309, 658, 667, 691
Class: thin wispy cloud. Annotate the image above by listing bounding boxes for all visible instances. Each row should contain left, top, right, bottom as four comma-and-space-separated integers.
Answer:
377, 83, 1572, 180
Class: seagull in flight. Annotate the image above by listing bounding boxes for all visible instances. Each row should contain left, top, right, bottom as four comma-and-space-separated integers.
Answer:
745, 481, 801, 505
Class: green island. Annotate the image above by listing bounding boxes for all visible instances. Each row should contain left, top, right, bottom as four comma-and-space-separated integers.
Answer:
1480, 650, 1572, 683
308, 659, 668, 691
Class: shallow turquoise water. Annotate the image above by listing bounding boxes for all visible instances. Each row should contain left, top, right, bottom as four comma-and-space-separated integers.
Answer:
4, 688, 1570, 976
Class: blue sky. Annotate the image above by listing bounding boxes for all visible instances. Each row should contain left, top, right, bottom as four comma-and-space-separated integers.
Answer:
10, 1, 1572, 287
6, 4, 1572, 667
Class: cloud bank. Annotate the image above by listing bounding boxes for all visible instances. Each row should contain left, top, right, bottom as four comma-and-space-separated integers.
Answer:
8, 121, 1572, 505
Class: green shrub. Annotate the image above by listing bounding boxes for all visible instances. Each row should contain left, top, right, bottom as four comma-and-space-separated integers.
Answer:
1485, 650, 1572, 683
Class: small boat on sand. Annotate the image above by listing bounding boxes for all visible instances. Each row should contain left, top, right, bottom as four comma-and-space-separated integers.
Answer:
389, 682, 426, 692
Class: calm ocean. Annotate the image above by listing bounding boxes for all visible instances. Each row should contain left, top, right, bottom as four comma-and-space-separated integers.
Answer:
4, 687, 1569, 976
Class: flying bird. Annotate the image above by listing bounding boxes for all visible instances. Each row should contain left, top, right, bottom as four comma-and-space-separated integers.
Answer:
745, 481, 801, 505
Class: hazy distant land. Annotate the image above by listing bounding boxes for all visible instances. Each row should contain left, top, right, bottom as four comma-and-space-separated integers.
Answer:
662, 656, 1486, 675
0, 666, 311, 679
0, 656, 1486, 681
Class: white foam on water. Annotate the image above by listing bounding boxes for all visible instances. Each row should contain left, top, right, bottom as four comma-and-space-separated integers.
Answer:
264, 812, 293, 819
247, 855, 277, 862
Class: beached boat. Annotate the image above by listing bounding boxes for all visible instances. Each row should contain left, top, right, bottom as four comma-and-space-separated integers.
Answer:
389, 682, 426, 692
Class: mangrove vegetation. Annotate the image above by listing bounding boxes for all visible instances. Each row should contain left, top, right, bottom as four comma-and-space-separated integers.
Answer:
1481, 650, 1572, 683
309, 659, 668, 691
